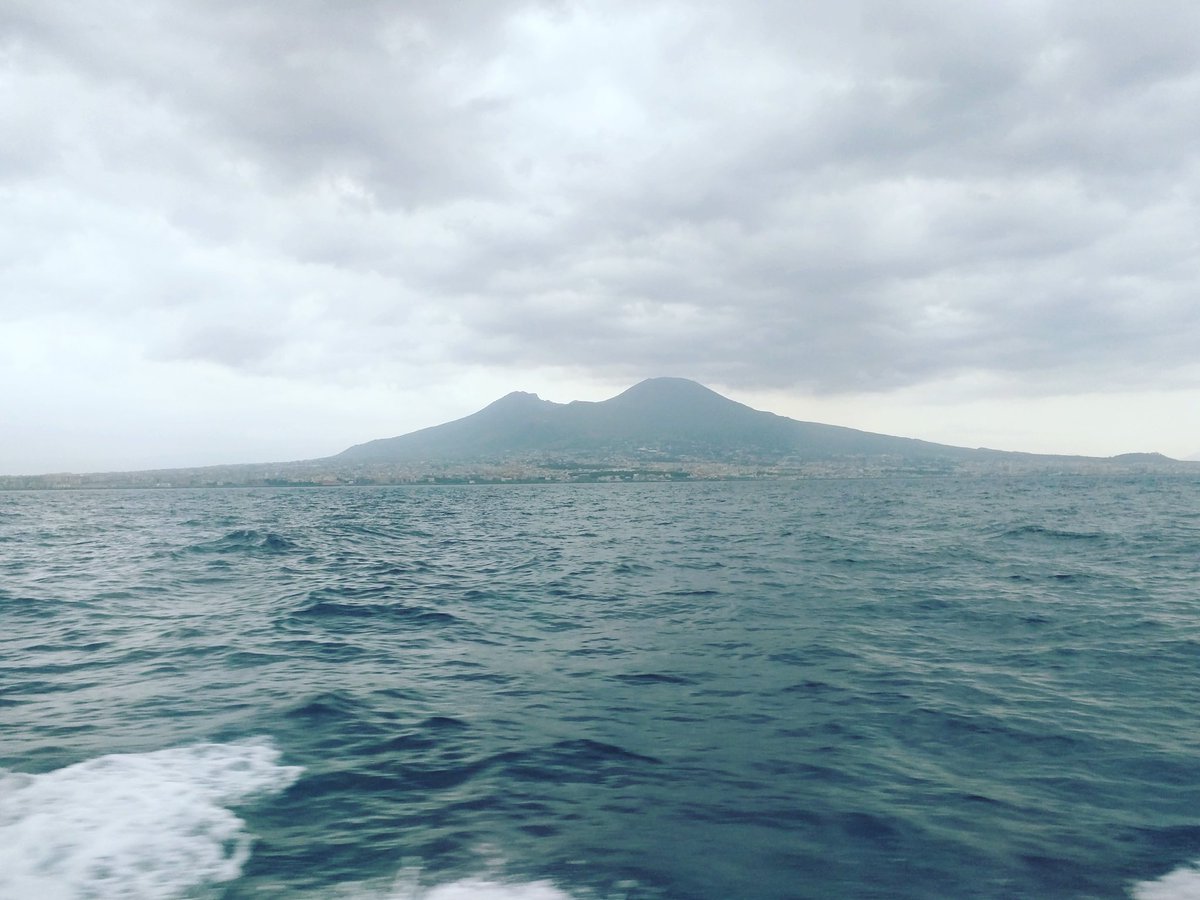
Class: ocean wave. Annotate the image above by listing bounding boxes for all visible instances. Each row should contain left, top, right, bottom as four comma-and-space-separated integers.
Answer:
180, 529, 300, 555
996, 523, 1111, 542
612, 672, 695, 686
286, 598, 461, 629
0, 738, 301, 899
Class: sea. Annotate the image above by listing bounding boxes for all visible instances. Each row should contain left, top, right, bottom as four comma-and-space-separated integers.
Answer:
2, 476, 1199, 900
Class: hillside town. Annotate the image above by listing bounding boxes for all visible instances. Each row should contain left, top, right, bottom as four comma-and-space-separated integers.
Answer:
1, 450, 1192, 491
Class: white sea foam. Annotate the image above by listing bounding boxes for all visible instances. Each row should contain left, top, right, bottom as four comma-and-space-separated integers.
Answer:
313, 864, 580, 900
0, 738, 302, 899
1132, 863, 1200, 900
385, 878, 575, 899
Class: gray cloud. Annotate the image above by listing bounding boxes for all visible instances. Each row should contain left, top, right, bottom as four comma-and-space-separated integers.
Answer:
3, 0, 1198, 407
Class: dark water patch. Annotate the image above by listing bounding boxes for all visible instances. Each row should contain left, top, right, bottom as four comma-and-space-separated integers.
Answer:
420, 714, 471, 732
442, 670, 513, 684
287, 767, 403, 798
93, 589, 136, 601
911, 596, 961, 612
0, 598, 77, 618
1129, 824, 1200, 858
0, 657, 101, 675
461, 587, 508, 602
489, 739, 663, 786
27, 639, 113, 653
1019, 853, 1109, 896
566, 644, 627, 658
960, 791, 1004, 805
998, 524, 1112, 542
284, 691, 381, 727
354, 736, 666, 796
897, 706, 1086, 759
769, 644, 862, 667
781, 679, 844, 695
285, 598, 461, 630
179, 529, 300, 556
351, 716, 476, 759
270, 637, 373, 660
613, 673, 696, 686
221, 649, 290, 667
524, 613, 583, 634
364, 560, 437, 577
332, 521, 404, 540
305, 583, 393, 601
682, 799, 823, 830
838, 810, 903, 844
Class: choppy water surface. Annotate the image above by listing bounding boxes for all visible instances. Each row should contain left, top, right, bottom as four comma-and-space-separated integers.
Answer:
2, 477, 1199, 899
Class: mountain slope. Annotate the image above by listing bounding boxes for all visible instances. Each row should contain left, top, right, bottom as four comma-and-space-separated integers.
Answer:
335, 377, 982, 463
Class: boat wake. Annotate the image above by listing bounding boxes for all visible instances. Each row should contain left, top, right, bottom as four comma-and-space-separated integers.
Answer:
0, 738, 301, 899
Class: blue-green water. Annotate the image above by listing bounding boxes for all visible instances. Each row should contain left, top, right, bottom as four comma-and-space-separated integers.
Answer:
2, 477, 1199, 899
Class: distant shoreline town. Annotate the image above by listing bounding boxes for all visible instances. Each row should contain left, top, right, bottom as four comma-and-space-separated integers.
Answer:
2, 451, 1195, 491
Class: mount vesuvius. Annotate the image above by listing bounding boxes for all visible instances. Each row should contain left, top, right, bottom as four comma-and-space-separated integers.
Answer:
336, 377, 989, 464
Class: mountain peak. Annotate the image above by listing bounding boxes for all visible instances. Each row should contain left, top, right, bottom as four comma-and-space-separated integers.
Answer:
627, 376, 710, 392
483, 390, 548, 409
613, 377, 728, 404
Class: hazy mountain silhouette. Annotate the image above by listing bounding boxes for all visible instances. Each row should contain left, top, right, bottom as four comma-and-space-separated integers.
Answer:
336, 377, 992, 463
1, 377, 1189, 488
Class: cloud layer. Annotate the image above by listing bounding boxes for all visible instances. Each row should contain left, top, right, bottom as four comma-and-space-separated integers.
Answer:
3, 1, 1198, 469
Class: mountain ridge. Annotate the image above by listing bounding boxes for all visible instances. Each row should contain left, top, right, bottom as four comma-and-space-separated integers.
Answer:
334, 377, 1125, 465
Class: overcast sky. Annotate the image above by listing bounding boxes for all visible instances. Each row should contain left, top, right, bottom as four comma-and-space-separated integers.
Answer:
3, 0, 1199, 474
